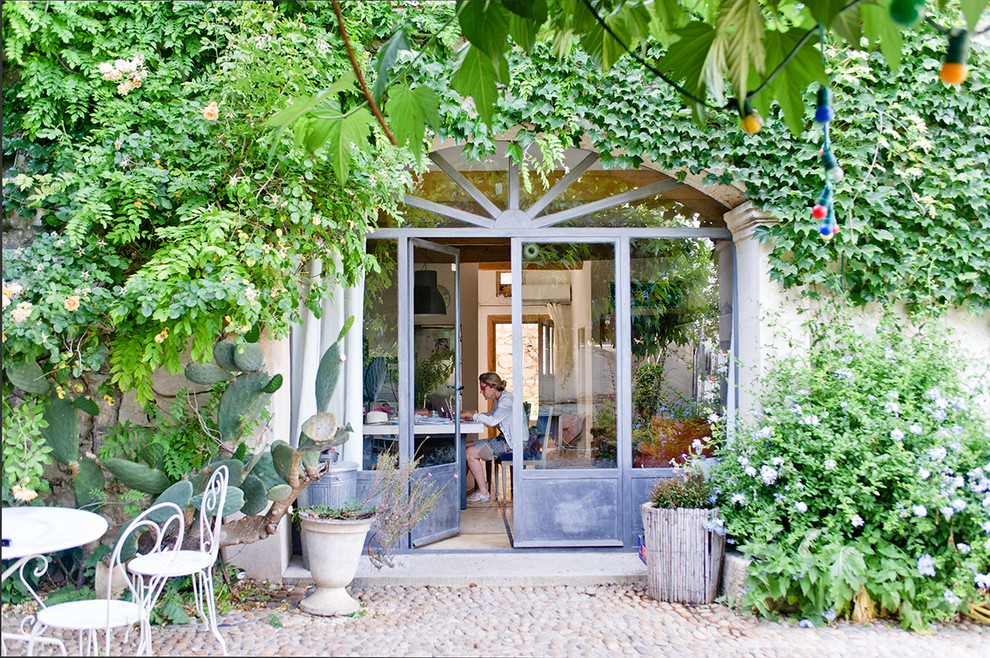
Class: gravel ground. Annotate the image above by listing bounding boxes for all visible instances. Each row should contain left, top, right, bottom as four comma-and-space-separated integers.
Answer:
4, 581, 987, 657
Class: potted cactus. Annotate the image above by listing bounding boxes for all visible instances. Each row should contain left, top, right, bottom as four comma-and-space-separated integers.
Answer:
89, 319, 356, 551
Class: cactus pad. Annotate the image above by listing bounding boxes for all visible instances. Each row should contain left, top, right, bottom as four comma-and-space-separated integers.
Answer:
103, 457, 171, 495
266, 483, 292, 501
42, 393, 80, 465
73, 458, 105, 510
301, 412, 339, 444
314, 343, 341, 413
233, 343, 264, 372
213, 340, 239, 371
150, 480, 194, 522
185, 362, 235, 386
301, 449, 321, 471
262, 374, 283, 394
209, 459, 245, 487
217, 371, 272, 442
246, 450, 286, 490
5, 360, 50, 395
239, 474, 268, 516
72, 396, 100, 416
271, 440, 296, 483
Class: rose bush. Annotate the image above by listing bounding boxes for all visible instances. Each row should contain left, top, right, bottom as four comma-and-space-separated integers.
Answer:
713, 307, 990, 631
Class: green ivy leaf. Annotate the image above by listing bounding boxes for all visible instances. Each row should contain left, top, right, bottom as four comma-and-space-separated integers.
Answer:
371, 29, 411, 105
457, 0, 509, 60
326, 108, 374, 186
386, 84, 440, 162
451, 44, 501, 126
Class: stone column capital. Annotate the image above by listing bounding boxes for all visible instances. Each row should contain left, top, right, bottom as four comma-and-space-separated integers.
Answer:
724, 202, 777, 243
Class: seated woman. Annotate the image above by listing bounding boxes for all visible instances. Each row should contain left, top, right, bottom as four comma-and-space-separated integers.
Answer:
459, 372, 512, 502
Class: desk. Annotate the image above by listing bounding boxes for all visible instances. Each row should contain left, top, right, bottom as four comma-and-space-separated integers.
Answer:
362, 419, 484, 435
2, 507, 108, 656
363, 420, 485, 508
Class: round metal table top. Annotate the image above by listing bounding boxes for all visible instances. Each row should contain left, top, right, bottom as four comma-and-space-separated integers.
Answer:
2, 506, 108, 560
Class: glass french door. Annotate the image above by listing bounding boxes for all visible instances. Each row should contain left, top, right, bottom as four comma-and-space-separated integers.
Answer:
400, 239, 462, 546
508, 238, 623, 547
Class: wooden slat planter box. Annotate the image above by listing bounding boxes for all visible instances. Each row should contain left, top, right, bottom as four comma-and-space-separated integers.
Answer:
640, 502, 725, 604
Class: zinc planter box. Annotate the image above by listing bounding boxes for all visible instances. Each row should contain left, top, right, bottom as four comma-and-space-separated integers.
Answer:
640, 502, 725, 604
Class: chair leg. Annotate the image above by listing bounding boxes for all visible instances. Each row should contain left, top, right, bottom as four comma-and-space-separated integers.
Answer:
199, 569, 228, 655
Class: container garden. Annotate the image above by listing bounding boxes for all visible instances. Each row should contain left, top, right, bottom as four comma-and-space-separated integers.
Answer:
640, 502, 725, 604
296, 510, 373, 616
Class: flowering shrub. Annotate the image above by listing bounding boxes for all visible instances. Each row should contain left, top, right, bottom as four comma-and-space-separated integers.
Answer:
1, 399, 51, 504
714, 309, 990, 631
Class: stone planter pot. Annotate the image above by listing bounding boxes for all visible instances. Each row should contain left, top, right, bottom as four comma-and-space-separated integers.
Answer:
297, 513, 373, 616
640, 502, 725, 604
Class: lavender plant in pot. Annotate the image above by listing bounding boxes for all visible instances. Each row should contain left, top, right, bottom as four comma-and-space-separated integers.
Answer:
295, 451, 440, 616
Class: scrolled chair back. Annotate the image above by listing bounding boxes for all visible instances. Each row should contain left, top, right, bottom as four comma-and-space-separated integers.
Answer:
198, 464, 229, 559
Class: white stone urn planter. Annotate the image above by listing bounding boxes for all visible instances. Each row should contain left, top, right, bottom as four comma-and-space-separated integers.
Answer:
640, 502, 725, 604
297, 512, 373, 616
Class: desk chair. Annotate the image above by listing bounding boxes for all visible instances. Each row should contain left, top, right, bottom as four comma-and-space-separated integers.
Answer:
31, 502, 185, 656
128, 465, 229, 655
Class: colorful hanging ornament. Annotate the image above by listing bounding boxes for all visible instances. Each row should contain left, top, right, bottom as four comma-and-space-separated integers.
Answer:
819, 211, 839, 240
814, 86, 834, 124
889, 0, 925, 25
741, 99, 763, 134
811, 184, 832, 220
939, 28, 969, 85
821, 146, 844, 182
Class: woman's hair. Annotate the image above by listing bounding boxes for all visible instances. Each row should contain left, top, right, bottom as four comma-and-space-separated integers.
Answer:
479, 372, 506, 391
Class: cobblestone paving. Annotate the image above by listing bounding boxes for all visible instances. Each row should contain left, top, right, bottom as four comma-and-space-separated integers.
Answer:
4, 582, 986, 657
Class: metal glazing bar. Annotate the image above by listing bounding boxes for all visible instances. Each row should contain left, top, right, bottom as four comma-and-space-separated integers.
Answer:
525, 153, 599, 219
429, 151, 503, 218
508, 157, 520, 210
532, 180, 683, 228
402, 195, 496, 229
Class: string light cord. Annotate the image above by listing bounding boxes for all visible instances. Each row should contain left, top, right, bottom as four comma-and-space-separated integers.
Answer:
579, 0, 867, 113
924, 16, 990, 36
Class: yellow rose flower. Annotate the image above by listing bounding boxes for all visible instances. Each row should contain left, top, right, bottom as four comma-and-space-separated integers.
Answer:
65, 295, 81, 312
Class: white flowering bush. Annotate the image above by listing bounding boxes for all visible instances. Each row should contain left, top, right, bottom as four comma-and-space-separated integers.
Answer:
713, 309, 990, 631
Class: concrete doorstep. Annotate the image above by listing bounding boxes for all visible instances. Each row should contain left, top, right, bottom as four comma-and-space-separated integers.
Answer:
284, 550, 750, 597
285, 551, 647, 588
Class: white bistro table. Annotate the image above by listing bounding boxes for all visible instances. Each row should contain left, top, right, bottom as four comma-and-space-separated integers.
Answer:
2, 506, 109, 656
363, 418, 485, 508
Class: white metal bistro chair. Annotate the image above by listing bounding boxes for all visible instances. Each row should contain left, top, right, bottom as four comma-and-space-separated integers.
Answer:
127, 464, 229, 655
30, 502, 185, 656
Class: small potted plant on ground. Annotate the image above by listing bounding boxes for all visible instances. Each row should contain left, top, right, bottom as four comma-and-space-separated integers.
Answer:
295, 450, 441, 616
640, 436, 726, 604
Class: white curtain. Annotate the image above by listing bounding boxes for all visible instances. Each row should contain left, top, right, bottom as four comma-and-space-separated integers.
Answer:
290, 256, 364, 466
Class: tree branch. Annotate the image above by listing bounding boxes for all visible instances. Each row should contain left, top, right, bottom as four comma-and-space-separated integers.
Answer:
331, 0, 397, 146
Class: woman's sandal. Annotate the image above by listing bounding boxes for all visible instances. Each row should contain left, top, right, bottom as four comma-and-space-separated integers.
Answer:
467, 492, 491, 503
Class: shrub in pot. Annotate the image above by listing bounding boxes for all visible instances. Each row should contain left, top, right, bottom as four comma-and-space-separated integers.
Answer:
295, 451, 441, 616
641, 438, 725, 603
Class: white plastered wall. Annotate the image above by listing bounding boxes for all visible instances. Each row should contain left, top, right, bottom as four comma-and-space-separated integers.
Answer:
724, 202, 990, 421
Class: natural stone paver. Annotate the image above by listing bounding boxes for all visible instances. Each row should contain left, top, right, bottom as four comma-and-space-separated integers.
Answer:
3, 582, 986, 657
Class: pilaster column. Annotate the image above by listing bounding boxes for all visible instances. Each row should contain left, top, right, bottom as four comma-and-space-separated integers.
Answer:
723, 202, 779, 416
